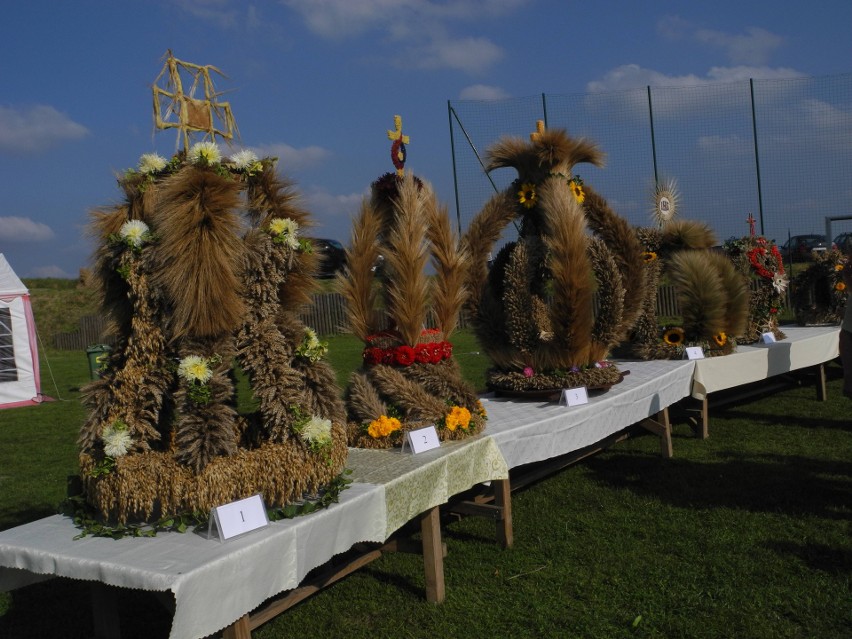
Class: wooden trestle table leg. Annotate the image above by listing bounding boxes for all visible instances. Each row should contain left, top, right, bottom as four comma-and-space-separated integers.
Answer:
419, 506, 446, 603
639, 408, 673, 459
816, 363, 827, 401
222, 614, 251, 639
493, 478, 513, 548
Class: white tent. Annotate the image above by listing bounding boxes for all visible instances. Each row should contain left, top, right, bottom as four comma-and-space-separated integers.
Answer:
0, 254, 42, 408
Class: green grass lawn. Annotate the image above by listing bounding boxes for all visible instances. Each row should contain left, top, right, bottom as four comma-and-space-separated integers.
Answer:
1, 337, 850, 638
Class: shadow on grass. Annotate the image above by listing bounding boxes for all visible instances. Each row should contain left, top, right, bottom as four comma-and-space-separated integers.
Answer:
0, 505, 60, 533
0, 579, 173, 639
581, 449, 852, 521
765, 539, 852, 574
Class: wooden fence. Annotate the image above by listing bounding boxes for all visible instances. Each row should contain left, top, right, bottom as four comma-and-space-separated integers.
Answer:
51, 284, 789, 350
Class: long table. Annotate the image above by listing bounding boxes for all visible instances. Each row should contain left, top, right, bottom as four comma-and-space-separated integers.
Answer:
0, 326, 839, 638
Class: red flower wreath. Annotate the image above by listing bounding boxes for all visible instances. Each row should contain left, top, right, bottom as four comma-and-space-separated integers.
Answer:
362, 340, 453, 367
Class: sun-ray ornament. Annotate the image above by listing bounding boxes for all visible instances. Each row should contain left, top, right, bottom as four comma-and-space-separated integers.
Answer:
651, 178, 679, 227
152, 49, 238, 150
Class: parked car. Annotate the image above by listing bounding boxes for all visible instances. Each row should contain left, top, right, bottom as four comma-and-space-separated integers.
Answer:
833, 231, 852, 255
310, 238, 346, 278
780, 234, 831, 262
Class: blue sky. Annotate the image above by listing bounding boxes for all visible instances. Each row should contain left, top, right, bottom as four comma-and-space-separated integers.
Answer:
1, 0, 850, 278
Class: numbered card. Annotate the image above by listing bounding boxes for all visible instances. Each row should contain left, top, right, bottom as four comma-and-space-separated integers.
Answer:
405, 425, 441, 454
685, 346, 705, 360
761, 332, 777, 344
559, 386, 589, 407
209, 494, 269, 542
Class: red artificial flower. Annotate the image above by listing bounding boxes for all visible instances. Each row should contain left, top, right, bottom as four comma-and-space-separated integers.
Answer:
414, 343, 431, 363
394, 345, 416, 366
441, 342, 453, 359
363, 347, 383, 365
428, 343, 443, 364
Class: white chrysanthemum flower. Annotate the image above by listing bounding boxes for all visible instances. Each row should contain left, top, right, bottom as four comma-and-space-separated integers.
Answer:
304, 328, 320, 349
138, 153, 167, 174
230, 149, 259, 170
301, 416, 332, 446
177, 355, 213, 383
268, 217, 300, 249
189, 141, 221, 165
119, 220, 151, 248
772, 272, 788, 294
102, 423, 134, 457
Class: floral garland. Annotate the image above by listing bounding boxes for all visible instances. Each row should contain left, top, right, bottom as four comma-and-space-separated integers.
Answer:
791, 250, 847, 324
362, 330, 453, 366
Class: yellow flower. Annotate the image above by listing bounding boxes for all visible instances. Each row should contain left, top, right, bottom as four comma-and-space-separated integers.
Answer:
662, 327, 685, 346
517, 183, 536, 209
569, 179, 585, 204
367, 415, 401, 439
713, 332, 727, 347
642, 251, 657, 263
268, 217, 300, 249
836, 281, 847, 292
835, 264, 844, 271
444, 406, 472, 432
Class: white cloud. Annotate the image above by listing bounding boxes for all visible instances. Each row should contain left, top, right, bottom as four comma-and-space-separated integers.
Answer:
697, 134, 751, 156
174, 0, 239, 28
459, 84, 511, 100
0, 105, 89, 153
279, 0, 523, 73
31, 264, 73, 279
0, 216, 55, 242
281, 0, 525, 38
695, 27, 784, 66
587, 63, 804, 93
248, 143, 332, 171
657, 16, 785, 66
303, 186, 365, 220
403, 37, 503, 73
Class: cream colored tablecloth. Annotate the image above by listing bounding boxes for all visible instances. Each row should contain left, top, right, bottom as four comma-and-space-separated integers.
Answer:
691, 325, 840, 399
347, 435, 509, 537
482, 358, 696, 468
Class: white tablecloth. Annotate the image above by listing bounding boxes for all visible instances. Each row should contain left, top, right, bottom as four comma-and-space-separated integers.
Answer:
691, 325, 840, 399
482, 359, 696, 468
0, 482, 386, 639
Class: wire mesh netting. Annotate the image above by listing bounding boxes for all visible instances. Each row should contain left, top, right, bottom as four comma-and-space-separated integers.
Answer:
449, 73, 852, 250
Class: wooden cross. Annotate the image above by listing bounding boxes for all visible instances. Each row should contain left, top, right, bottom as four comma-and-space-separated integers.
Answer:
387, 115, 410, 176
530, 120, 546, 142
746, 212, 756, 236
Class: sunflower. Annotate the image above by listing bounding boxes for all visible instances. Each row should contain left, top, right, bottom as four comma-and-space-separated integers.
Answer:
713, 332, 727, 347
517, 183, 536, 209
662, 327, 685, 346
568, 179, 585, 204
836, 281, 847, 292
642, 251, 658, 263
